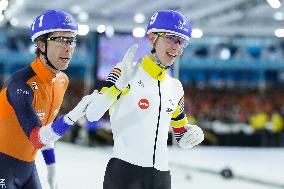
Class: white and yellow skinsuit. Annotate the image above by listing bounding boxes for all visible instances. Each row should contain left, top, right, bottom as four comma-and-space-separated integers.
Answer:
86, 55, 188, 171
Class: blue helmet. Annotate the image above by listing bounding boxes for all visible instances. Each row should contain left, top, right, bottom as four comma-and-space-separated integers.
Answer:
146, 10, 192, 41
30, 10, 78, 42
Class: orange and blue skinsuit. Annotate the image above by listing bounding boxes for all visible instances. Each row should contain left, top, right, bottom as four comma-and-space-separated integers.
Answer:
0, 57, 69, 189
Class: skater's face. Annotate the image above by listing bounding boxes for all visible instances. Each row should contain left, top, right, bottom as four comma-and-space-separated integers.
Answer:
148, 32, 187, 67
37, 31, 77, 72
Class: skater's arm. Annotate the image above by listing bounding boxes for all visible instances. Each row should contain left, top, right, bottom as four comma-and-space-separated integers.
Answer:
170, 96, 204, 149
6, 80, 95, 149
86, 44, 139, 122
85, 85, 122, 122
6, 80, 47, 148
170, 96, 188, 142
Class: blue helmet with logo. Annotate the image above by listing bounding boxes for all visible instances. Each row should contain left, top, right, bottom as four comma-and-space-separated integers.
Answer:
30, 10, 78, 42
146, 10, 192, 41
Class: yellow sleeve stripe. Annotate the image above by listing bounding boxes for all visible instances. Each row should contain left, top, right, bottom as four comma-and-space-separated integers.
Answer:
101, 85, 130, 98
100, 87, 109, 93
100, 85, 121, 101
172, 106, 181, 119
100, 85, 130, 112
171, 117, 188, 128
99, 86, 120, 113
121, 86, 130, 97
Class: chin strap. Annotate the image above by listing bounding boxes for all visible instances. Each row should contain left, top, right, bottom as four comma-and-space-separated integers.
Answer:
150, 34, 171, 70
38, 38, 58, 71
152, 52, 170, 69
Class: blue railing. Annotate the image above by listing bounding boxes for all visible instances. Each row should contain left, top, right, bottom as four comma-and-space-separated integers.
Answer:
179, 57, 284, 71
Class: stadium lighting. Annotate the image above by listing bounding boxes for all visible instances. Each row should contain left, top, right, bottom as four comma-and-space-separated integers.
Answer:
132, 27, 145, 38
105, 25, 114, 38
0, 14, 4, 22
70, 5, 82, 14
16, 0, 23, 6
191, 28, 203, 38
97, 24, 106, 33
274, 12, 284, 20
275, 28, 284, 37
134, 13, 145, 23
78, 24, 90, 35
10, 18, 18, 26
78, 12, 89, 22
266, 0, 281, 8
219, 48, 231, 60
0, 0, 8, 11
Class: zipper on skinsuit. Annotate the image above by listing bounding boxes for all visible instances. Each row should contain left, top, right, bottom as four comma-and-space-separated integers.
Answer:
152, 80, 162, 168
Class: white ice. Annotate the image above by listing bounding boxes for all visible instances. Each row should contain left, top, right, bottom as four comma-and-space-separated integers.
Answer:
36, 142, 284, 189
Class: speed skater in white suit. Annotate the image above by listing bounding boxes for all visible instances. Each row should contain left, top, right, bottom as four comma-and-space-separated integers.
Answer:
85, 10, 204, 189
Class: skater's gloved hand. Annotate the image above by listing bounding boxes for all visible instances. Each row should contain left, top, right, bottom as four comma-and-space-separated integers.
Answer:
46, 164, 58, 189
179, 124, 204, 149
115, 44, 140, 91
66, 91, 98, 123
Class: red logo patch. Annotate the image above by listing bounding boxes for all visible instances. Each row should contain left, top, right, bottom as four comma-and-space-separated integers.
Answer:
138, 99, 149, 109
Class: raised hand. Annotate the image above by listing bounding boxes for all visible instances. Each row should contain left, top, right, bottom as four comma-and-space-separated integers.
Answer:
115, 44, 140, 90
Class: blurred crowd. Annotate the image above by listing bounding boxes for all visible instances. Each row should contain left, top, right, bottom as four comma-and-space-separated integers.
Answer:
185, 87, 283, 125
184, 86, 284, 146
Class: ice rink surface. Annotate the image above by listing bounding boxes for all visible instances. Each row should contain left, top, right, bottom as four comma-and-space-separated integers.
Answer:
36, 142, 284, 189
